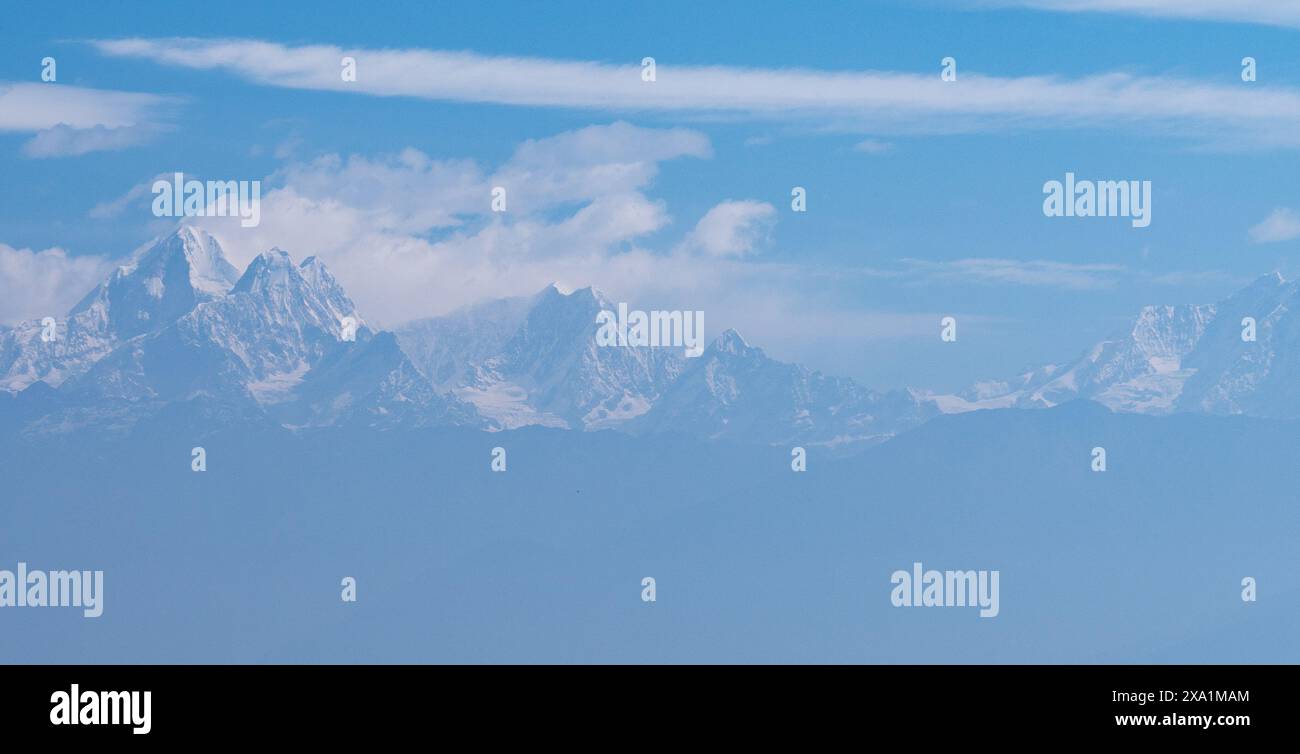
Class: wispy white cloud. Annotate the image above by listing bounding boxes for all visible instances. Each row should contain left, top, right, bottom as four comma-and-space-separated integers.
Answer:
0, 243, 115, 325
190, 122, 713, 323
889, 257, 1237, 291
981, 0, 1300, 29
677, 200, 776, 258
489, 122, 711, 215
23, 124, 157, 158
0, 81, 171, 157
852, 138, 893, 154
182, 120, 945, 344
1249, 208, 1300, 243
0, 82, 164, 131
89, 37, 1300, 147
88, 173, 174, 218
899, 258, 1127, 289
1148, 268, 1244, 287
175, 119, 1225, 338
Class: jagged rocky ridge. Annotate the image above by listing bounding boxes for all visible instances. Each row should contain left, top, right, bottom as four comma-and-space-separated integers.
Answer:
8, 226, 1298, 444
2, 226, 933, 446
395, 288, 935, 445
1, 227, 481, 434
935, 272, 1300, 419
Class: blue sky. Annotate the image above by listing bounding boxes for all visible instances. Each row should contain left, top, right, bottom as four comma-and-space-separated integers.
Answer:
2, 0, 1300, 390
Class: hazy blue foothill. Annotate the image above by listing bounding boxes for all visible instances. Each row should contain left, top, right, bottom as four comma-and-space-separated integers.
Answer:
1, 399, 1294, 663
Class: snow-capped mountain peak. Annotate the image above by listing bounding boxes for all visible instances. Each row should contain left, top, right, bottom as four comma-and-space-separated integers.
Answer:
398, 284, 687, 431
0, 225, 242, 392
18, 225, 1300, 448
630, 324, 935, 446
105, 225, 237, 296
939, 271, 1300, 419
393, 288, 935, 446
227, 247, 360, 340
72, 224, 241, 338
709, 328, 750, 356
231, 248, 296, 292
43, 243, 479, 431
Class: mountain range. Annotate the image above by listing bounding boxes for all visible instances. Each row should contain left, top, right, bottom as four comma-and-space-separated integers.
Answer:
0, 226, 932, 446
393, 286, 936, 445
0, 227, 479, 435
3, 226, 1299, 445
933, 271, 1300, 419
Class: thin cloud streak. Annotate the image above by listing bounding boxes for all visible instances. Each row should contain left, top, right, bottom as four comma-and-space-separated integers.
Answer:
90, 37, 1300, 146
0, 81, 168, 132
0, 81, 172, 156
982, 0, 1300, 29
